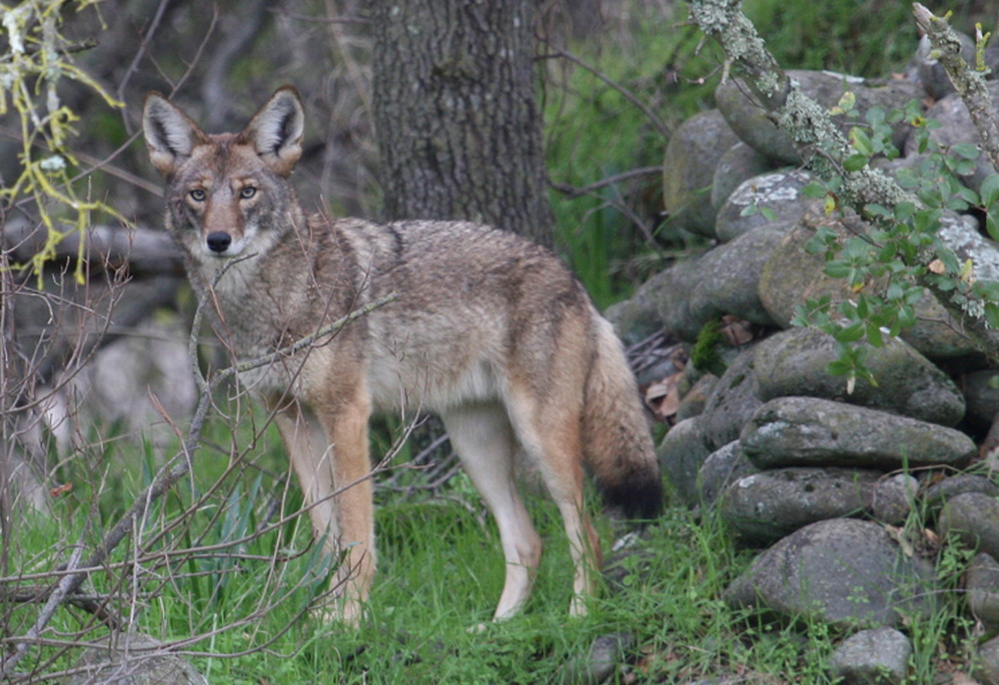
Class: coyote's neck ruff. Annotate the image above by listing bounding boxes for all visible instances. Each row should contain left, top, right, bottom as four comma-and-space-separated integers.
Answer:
142, 86, 662, 625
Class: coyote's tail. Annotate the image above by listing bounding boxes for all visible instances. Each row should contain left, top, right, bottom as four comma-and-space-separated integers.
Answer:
582, 316, 664, 521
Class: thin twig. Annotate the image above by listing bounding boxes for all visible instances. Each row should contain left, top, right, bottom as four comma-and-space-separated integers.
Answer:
235, 292, 399, 375
0, 291, 399, 672
1, 523, 88, 675
547, 46, 672, 140
550, 166, 664, 198
115, 0, 172, 107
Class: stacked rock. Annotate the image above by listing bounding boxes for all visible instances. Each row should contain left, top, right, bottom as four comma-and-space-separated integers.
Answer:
607, 35, 999, 684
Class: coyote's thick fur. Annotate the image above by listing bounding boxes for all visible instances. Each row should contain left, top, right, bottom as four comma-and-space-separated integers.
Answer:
142, 86, 662, 623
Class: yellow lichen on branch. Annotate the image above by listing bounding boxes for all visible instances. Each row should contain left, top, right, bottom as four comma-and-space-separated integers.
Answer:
0, 0, 123, 285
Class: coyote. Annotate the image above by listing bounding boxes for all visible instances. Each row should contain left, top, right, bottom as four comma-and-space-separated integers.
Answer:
141, 86, 662, 624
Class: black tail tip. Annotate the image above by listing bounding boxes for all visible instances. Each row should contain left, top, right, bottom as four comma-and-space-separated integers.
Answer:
601, 477, 665, 523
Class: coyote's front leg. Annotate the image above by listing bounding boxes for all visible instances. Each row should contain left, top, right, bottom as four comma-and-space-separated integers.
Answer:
270, 388, 375, 624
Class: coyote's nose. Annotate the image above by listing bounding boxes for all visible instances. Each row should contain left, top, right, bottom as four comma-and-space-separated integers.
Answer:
206, 232, 232, 253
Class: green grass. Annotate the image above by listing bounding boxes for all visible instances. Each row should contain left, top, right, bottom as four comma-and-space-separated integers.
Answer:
2, 408, 982, 684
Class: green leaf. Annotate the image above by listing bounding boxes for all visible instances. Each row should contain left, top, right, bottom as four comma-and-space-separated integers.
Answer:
827, 358, 853, 377
801, 181, 828, 199
856, 294, 869, 318
895, 168, 918, 189
825, 260, 851, 279
866, 106, 886, 127
850, 127, 873, 155
986, 302, 999, 329
974, 280, 999, 301
958, 185, 981, 205
981, 173, 999, 208
866, 323, 884, 348
835, 322, 866, 343
835, 91, 857, 114
898, 304, 917, 329
952, 158, 977, 177
877, 243, 897, 263
951, 142, 980, 160
805, 235, 829, 254
987, 210, 999, 243
844, 153, 870, 172
937, 247, 961, 275
892, 201, 916, 222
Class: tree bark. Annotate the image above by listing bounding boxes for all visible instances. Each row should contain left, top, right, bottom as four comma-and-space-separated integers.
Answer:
371, 0, 554, 246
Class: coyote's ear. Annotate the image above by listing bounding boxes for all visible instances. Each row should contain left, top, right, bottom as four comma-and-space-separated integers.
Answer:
142, 93, 206, 178
242, 86, 304, 177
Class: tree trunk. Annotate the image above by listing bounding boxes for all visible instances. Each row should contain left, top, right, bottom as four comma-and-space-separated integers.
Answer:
371, 0, 554, 246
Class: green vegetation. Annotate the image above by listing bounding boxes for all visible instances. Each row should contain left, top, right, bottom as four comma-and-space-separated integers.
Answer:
690, 319, 729, 377
543, 0, 982, 310
789, 91, 999, 384
544, 5, 720, 309
10, 424, 982, 682
741, 0, 919, 76
8, 1, 999, 682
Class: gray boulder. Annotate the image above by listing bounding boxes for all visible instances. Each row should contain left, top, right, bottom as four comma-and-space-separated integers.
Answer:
753, 327, 966, 426
924, 474, 998, 509
662, 109, 741, 236
710, 141, 776, 211
976, 635, 999, 685
963, 369, 999, 426
723, 519, 936, 629
561, 632, 637, 685
938, 212, 999, 282
720, 467, 879, 544
717, 70, 924, 165
871, 474, 919, 526
676, 373, 718, 422
939, 492, 999, 560
714, 169, 822, 243
740, 396, 977, 471
967, 553, 999, 631
828, 627, 912, 685
698, 440, 759, 508
605, 256, 705, 343
687, 224, 787, 328
657, 416, 712, 507
700, 344, 764, 451
604, 258, 694, 345
611, 221, 789, 341
65, 633, 208, 685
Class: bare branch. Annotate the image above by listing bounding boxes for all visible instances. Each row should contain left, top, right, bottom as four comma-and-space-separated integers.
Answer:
546, 46, 672, 140
550, 166, 665, 198
0, 289, 399, 673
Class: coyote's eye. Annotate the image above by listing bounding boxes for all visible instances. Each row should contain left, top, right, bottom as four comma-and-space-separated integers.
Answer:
240, 187, 257, 199
189, 189, 206, 202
